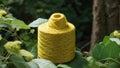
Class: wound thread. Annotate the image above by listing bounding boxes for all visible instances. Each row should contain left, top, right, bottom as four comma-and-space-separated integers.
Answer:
38, 13, 75, 63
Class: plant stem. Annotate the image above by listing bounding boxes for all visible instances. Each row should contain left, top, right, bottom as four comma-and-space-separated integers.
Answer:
101, 58, 120, 64
3, 53, 11, 63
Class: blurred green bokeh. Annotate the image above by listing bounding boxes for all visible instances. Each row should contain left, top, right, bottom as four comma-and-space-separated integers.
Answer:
0, 0, 92, 51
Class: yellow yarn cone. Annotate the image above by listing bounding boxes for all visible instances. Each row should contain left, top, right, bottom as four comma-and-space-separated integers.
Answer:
38, 13, 75, 63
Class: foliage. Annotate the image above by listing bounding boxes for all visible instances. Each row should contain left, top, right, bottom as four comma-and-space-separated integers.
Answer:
29, 18, 47, 27
0, 2, 120, 68
90, 30, 120, 68
0, 0, 92, 48
0, 9, 90, 68
0, 9, 37, 68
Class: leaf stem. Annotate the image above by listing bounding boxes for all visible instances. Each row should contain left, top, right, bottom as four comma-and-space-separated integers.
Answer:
101, 58, 120, 64
3, 53, 11, 63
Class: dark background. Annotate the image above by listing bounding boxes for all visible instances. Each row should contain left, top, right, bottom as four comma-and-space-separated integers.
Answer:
0, 0, 92, 51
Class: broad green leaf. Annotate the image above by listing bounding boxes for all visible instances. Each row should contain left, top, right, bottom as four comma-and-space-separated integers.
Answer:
0, 23, 11, 28
0, 17, 13, 29
5, 14, 14, 18
92, 43, 108, 60
31, 59, 57, 68
104, 42, 120, 58
107, 62, 120, 68
3, 18, 14, 25
66, 51, 89, 68
10, 54, 40, 68
29, 18, 47, 27
109, 32, 115, 37
11, 19, 30, 29
110, 38, 120, 45
92, 42, 120, 60
27, 61, 39, 68
102, 36, 110, 44
10, 54, 28, 68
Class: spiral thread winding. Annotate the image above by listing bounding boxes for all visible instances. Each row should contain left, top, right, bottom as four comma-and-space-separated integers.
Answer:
38, 13, 75, 63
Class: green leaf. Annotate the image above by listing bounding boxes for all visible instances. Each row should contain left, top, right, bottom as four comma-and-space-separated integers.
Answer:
5, 14, 14, 18
102, 36, 110, 44
31, 59, 57, 68
109, 32, 115, 38
27, 61, 39, 68
65, 51, 89, 68
10, 54, 28, 68
0, 64, 6, 68
0, 23, 11, 28
105, 42, 120, 59
92, 43, 107, 60
11, 19, 30, 29
92, 42, 120, 60
0, 40, 6, 55
87, 57, 99, 68
29, 18, 47, 27
107, 62, 120, 68
110, 38, 120, 45
10, 54, 42, 68
0, 17, 12, 28
30, 44, 37, 58
87, 57, 108, 68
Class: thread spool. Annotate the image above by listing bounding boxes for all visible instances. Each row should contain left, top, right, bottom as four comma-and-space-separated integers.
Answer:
38, 13, 75, 63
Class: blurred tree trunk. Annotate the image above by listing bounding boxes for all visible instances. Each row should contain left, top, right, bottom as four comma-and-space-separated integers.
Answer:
90, 0, 120, 53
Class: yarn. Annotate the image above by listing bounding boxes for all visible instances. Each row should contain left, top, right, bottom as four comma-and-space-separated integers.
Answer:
38, 13, 75, 63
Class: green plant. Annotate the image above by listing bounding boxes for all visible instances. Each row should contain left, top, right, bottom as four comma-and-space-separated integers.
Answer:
0, 8, 120, 68
0, 9, 37, 68
0, 9, 89, 68
89, 30, 120, 68
0, 0, 92, 48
